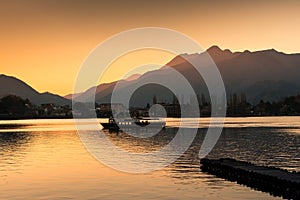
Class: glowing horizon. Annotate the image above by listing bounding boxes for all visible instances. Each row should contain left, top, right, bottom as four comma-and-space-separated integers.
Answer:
1, 0, 300, 96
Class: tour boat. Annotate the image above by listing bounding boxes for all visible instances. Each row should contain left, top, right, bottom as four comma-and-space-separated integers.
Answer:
100, 117, 166, 130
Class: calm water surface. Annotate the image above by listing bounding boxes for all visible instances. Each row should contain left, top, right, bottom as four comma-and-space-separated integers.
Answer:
0, 117, 299, 200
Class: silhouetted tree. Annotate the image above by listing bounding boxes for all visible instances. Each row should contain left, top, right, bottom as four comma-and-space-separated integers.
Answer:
0, 95, 31, 115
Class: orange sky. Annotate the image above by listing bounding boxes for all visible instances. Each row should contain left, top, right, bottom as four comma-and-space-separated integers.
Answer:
1, 0, 300, 96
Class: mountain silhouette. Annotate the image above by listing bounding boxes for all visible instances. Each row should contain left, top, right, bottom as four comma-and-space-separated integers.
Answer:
64, 92, 82, 100
74, 46, 300, 106
167, 47, 300, 103
0, 74, 70, 105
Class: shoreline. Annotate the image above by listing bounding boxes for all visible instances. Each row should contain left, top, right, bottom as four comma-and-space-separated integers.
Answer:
0, 115, 300, 120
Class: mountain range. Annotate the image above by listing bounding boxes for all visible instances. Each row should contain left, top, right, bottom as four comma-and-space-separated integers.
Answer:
0, 74, 70, 106
71, 46, 300, 106
1, 46, 299, 106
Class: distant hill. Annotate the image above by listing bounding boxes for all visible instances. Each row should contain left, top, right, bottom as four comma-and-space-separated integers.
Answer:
64, 92, 82, 100
0, 74, 70, 106
124, 73, 141, 81
70, 46, 300, 106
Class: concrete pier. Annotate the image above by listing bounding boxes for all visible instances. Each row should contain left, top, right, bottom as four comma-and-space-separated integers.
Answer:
200, 158, 300, 199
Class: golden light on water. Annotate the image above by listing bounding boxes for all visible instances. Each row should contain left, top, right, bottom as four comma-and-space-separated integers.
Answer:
1, 118, 299, 199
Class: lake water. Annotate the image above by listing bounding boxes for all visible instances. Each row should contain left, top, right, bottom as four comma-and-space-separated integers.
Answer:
0, 117, 299, 200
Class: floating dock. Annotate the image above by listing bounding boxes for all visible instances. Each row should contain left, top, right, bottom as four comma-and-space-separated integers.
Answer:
200, 158, 300, 200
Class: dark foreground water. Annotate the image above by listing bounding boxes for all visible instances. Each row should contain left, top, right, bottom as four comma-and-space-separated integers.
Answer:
0, 117, 299, 200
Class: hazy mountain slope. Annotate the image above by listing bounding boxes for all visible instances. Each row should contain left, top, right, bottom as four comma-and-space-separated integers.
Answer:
0, 74, 70, 105
74, 46, 300, 105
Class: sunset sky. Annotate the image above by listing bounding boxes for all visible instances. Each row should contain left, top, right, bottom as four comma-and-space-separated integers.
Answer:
1, 0, 300, 95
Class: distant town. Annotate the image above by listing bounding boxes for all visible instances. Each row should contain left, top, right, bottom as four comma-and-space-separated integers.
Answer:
0, 93, 299, 120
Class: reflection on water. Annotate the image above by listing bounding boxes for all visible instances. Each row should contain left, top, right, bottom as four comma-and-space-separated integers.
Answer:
104, 128, 174, 153
0, 117, 299, 199
166, 116, 300, 129
209, 128, 300, 172
0, 124, 28, 129
0, 132, 32, 175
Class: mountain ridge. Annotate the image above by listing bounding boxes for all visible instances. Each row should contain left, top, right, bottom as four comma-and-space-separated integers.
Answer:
2, 45, 300, 106
73, 45, 300, 105
0, 74, 70, 105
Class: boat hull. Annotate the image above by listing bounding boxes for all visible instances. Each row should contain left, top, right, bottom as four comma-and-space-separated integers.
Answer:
100, 121, 165, 130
